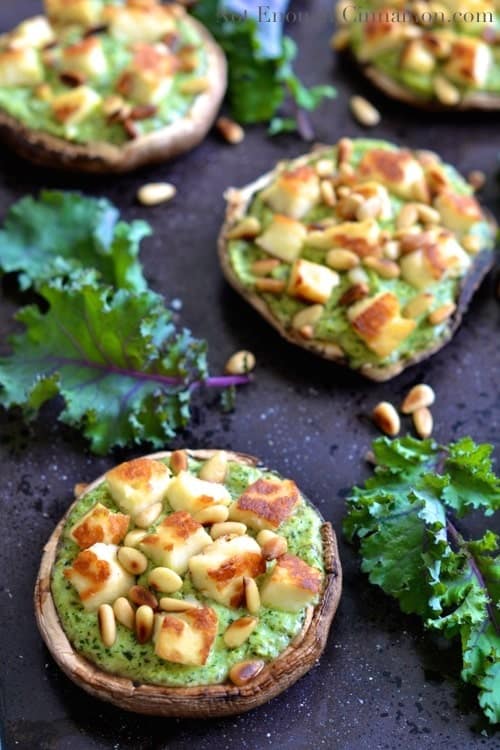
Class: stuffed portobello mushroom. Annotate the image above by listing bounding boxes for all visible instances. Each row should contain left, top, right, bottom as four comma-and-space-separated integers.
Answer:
0, 0, 226, 172
334, 0, 500, 110
219, 138, 496, 381
35, 450, 342, 717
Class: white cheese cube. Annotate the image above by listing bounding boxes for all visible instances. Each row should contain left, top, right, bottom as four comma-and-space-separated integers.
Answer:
166, 471, 231, 515
61, 36, 108, 80
229, 477, 300, 531
189, 535, 265, 608
261, 165, 320, 219
69, 503, 129, 548
155, 606, 218, 666
64, 543, 135, 611
140, 510, 211, 574
0, 48, 44, 87
288, 258, 339, 304
44, 0, 103, 27
260, 554, 322, 612
52, 85, 102, 125
9, 16, 55, 49
434, 190, 483, 235
106, 458, 171, 519
348, 291, 416, 359
103, 5, 176, 44
255, 215, 307, 263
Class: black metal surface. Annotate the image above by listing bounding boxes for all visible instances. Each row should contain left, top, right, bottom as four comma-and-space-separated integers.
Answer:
1, 2, 499, 749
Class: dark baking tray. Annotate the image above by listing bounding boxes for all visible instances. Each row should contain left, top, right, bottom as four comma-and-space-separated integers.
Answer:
0, 2, 499, 748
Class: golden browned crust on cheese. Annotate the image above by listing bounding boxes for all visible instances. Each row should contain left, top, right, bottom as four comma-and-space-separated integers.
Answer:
218, 147, 496, 382
35, 449, 342, 717
0, 17, 226, 173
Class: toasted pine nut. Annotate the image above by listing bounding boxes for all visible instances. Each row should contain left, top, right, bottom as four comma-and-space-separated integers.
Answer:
229, 659, 265, 686
98, 604, 116, 647
365, 450, 376, 465
413, 407, 433, 438
137, 182, 176, 206
244, 576, 260, 614
462, 234, 481, 255
326, 248, 359, 271
291, 304, 324, 331
397, 204, 419, 230
135, 605, 154, 644
170, 449, 188, 475
467, 170, 486, 191
102, 94, 124, 117
320, 179, 337, 207
134, 502, 162, 529
223, 616, 259, 648
383, 241, 401, 260
159, 597, 199, 612
363, 256, 400, 279
330, 28, 350, 51
73, 483, 88, 498
372, 402, 400, 437
434, 75, 460, 106
118, 546, 148, 575
227, 216, 261, 240
339, 282, 369, 306
260, 534, 287, 560
297, 324, 314, 339
129, 585, 158, 610
35, 83, 53, 102
225, 350, 256, 375
416, 204, 440, 225
356, 196, 382, 221
403, 292, 435, 318
401, 384, 435, 414
199, 451, 228, 483
347, 267, 369, 285
193, 504, 229, 525
216, 116, 244, 144
337, 137, 353, 165
124, 529, 147, 548
336, 185, 351, 199
350, 96, 381, 127
428, 302, 456, 325
251, 258, 280, 276
255, 278, 286, 294
211, 521, 247, 540
337, 194, 364, 220
180, 76, 210, 94
256, 530, 278, 546
148, 567, 183, 593
113, 597, 135, 630
315, 159, 335, 177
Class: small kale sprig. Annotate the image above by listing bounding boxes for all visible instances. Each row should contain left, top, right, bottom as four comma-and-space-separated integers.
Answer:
344, 436, 500, 724
0, 277, 248, 454
191, 0, 335, 138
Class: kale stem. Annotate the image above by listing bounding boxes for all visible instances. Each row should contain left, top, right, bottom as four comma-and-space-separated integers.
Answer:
446, 519, 500, 635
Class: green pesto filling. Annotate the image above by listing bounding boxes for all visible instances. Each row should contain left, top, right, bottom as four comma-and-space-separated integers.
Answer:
348, 11, 500, 97
51, 459, 325, 687
228, 139, 495, 370
0, 15, 208, 145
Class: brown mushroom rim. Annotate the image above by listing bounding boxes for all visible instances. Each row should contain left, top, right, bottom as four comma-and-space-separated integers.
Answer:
338, 0, 500, 101
50, 451, 334, 687
223, 138, 495, 371
0, 1, 217, 145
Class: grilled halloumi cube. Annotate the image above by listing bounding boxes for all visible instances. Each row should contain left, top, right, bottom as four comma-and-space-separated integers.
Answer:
116, 45, 177, 105
443, 39, 492, 88
106, 458, 171, 519
434, 190, 483, 234
358, 16, 409, 62
140, 510, 211, 574
259, 554, 322, 612
166, 471, 231, 515
64, 543, 135, 611
255, 214, 306, 263
69, 503, 129, 548
400, 39, 436, 75
288, 258, 339, 304
52, 85, 101, 125
0, 48, 44, 87
61, 36, 108, 80
261, 166, 321, 220
44, 0, 102, 27
229, 477, 300, 531
358, 148, 429, 202
307, 219, 382, 256
8, 16, 55, 49
348, 291, 416, 358
189, 535, 265, 608
400, 233, 471, 289
103, 4, 176, 44
155, 606, 218, 666
351, 182, 393, 221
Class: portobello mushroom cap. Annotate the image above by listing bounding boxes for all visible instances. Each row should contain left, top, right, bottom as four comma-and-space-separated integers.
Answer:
35, 450, 342, 717
0, 17, 227, 173
218, 146, 496, 382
